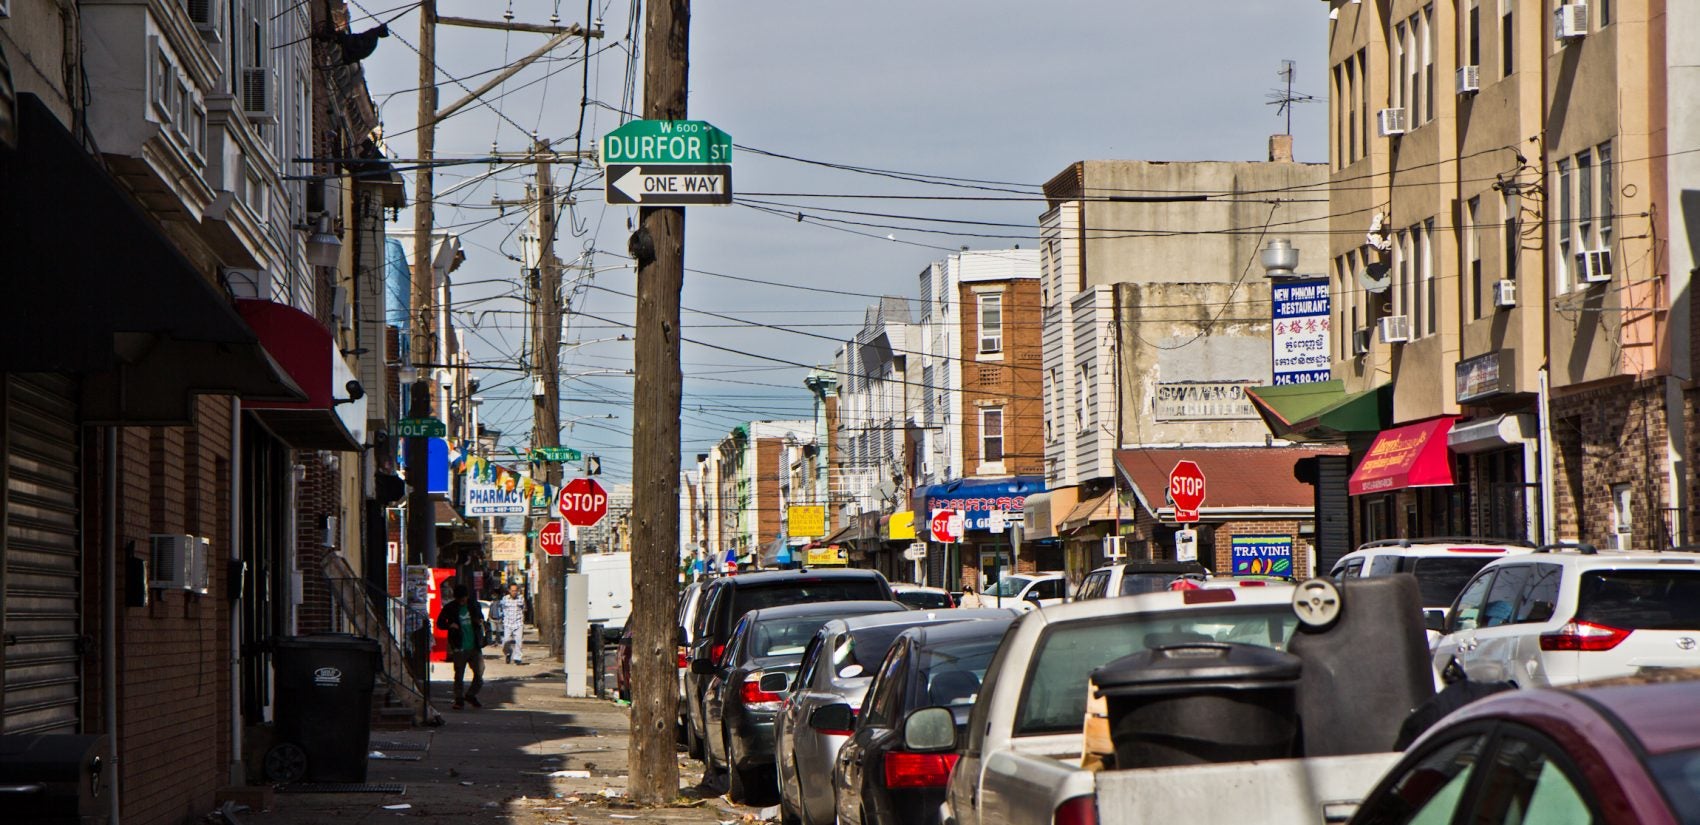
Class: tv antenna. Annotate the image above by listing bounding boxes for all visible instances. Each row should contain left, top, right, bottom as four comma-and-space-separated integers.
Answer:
1266, 59, 1317, 136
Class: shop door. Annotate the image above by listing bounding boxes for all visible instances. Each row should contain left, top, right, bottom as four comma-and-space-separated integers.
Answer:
1, 374, 83, 734
239, 422, 290, 724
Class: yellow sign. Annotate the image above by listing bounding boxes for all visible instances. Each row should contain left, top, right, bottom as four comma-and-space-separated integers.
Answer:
788, 505, 826, 538
889, 511, 916, 541
490, 533, 526, 563
806, 546, 848, 567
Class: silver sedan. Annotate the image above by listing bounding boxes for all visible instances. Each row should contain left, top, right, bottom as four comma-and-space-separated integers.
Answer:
775, 608, 1015, 825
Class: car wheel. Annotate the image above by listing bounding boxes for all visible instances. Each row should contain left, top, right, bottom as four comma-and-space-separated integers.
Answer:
726, 734, 748, 802
687, 717, 705, 760
780, 798, 803, 825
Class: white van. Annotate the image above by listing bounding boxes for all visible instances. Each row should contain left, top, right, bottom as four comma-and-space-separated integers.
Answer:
1331, 537, 1534, 635
579, 551, 632, 639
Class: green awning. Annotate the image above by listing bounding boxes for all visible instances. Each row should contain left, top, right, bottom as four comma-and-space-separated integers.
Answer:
1246, 380, 1390, 441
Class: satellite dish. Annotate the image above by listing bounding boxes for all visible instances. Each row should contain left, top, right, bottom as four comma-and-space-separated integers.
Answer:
1357, 260, 1392, 294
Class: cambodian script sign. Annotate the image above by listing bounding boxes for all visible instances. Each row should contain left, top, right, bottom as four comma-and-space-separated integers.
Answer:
1271, 278, 1331, 385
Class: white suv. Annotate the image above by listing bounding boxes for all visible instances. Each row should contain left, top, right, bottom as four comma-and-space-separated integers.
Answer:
1331, 538, 1535, 634
1432, 544, 1700, 688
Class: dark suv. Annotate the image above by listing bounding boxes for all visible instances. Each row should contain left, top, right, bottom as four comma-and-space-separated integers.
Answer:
683, 569, 893, 763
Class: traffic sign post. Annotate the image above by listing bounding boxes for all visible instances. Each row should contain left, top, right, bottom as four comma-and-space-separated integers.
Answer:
531, 446, 583, 463
395, 417, 446, 438
1168, 460, 1206, 523
600, 119, 732, 207
557, 477, 609, 527
539, 520, 566, 557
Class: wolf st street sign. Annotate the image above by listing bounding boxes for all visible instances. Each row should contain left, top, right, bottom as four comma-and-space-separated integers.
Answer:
600, 119, 732, 206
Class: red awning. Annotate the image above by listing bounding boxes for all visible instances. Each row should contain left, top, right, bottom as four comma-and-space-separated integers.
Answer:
1349, 417, 1459, 495
236, 299, 367, 451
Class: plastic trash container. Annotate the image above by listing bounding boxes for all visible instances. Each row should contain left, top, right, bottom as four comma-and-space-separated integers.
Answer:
269, 634, 381, 783
1091, 641, 1302, 769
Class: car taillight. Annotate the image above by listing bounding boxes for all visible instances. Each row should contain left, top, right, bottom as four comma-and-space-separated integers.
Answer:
677, 647, 689, 669
741, 672, 784, 710
1053, 795, 1098, 825
1540, 620, 1632, 651
1237, 580, 1267, 587
711, 642, 727, 664
882, 750, 958, 789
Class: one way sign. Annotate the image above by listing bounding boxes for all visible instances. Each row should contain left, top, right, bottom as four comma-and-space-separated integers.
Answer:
605, 164, 733, 206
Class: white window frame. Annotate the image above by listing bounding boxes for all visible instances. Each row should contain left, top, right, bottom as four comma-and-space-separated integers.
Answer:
1422, 218, 1436, 336
1075, 364, 1090, 429
981, 407, 1005, 463
1557, 158, 1574, 293
977, 292, 1004, 355
1467, 197, 1483, 319
1611, 483, 1632, 550
1393, 21, 1408, 109
1599, 141, 1614, 251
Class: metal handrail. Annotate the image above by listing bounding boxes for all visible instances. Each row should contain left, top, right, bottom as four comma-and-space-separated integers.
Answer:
321, 558, 426, 718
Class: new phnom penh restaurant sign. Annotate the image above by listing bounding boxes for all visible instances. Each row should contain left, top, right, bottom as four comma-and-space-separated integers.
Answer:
1271, 278, 1331, 385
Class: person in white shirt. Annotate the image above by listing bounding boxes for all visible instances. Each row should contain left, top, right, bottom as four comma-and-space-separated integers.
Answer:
498, 583, 528, 665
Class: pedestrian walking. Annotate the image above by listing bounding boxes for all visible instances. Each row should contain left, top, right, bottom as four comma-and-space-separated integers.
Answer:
498, 583, 528, 665
959, 585, 983, 609
436, 584, 488, 709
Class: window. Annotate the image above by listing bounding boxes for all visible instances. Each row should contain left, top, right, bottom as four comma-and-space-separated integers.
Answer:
1578, 149, 1593, 250
1514, 564, 1562, 623
1423, 5, 1436, 123
1074, 364, 1090, 428
1450, 571, 1496, 632
977, 293, 1003, 354
1423, 218, 1436, 336
1395, 22, 1409, 109
1611, 483, 1632, 549
1468, 198, 1483, 319
981, 407, 1004, 462
1466, 0, 1482, 66
1501, 0, 1515, 78
1396, 230, 1411, 321
1600, 0, 1611, 27
1468, 732, 1599, 825
152, 48, 172, 116
1504, 191, 1521, 283
1336, 62, 1347, 167
1599, 141, 1614, 250
1557, 159, 1573, 293
1482, 564, 1531, 628
1350, 734, 1489, 824
1358, 49, 1370, 154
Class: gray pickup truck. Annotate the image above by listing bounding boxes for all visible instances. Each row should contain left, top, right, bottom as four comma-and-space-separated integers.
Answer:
942, 577, 1434, 825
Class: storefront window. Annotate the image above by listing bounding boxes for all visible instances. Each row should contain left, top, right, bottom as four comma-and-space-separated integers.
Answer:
1477, 447, 1534, 542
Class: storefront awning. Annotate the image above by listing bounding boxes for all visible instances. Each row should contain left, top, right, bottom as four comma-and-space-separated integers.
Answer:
0, 94, 303, 424
1116, 446, 1346, 518
1058, 490, 1131, 534
822, 522, 858, 546
1349, 417, 1459, 496
1246, 380, 1390, 441
915, 476, 1046, 535
1447, 414, 1534, 454
237, 299, 368, 451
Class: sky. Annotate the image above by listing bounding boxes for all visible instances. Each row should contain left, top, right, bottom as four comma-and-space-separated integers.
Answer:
357, 0, 1330, 481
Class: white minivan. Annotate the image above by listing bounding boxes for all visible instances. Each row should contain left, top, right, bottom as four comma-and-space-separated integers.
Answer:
1331, 537, 1534, 634
1432, 544, 1700, 687
579, 551, 632, 639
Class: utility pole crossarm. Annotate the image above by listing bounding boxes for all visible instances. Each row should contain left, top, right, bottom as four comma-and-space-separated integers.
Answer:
437, 16, 604, 37
435, 28, 583, 123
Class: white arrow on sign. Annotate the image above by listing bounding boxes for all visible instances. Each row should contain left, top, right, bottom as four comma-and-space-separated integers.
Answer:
612, 165, 728, 203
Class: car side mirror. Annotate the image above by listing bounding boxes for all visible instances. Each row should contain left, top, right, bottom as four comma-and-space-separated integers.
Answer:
809, 703, 856, 734
759, 672, 789, 694
691, 656, 716, 675
677, 625, 690, 646
901, 706, 957, 752
1425, 610, 1446, 632
1023, 590, 1041, 603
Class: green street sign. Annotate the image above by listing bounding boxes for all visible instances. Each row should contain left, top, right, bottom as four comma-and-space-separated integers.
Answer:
601, 120, 732, 166
530, 446, 582, 462
395, 417, 446, 438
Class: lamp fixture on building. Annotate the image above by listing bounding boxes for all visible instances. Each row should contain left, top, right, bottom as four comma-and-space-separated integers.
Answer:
306, 213, 342, 267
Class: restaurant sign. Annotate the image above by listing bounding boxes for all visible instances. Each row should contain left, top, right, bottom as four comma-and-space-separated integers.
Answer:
1153, 382, 1259, 421
1456, 350, 1517, 404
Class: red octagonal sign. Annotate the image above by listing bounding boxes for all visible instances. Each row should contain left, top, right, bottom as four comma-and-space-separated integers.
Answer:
538, 521, 566, 557
557, 478, 609, 527
1168, 460, 1206, 523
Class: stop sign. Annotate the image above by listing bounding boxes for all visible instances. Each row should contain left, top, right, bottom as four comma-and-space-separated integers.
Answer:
930, 509, 962, 543
538, 520, 566, 557
557, 477, 609, 527
1168, 460, 1206, 522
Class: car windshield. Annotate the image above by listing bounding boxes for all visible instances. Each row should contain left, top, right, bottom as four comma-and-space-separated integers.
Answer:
988, 577, 1031, 598
1649, 747, 1700, 823
895, 590, 952, 609
1410, 557, 1498, 607
917, 635, 1003, 708
749, 616, 836, 658
729, 579, 887, 628
1576, 570, 1700, 630
833, 624, 914, 676
1014, 604, 1299, 735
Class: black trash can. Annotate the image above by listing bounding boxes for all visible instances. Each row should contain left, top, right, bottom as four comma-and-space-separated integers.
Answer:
0, 734, 109, 824
270, 634, 381, 783
1091, 642, 1302, 769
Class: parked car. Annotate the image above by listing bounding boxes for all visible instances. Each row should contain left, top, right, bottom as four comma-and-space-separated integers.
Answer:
1331, 537, 1534, 634
615, 623, 633, 701
891, 584, 955, 609
685, 568, 895, 764
1075, 560, 1210, 599
1351, 671, 1700, 824
981, 571, 1069, 612
701, 600, 907, 803
832, 617, 1018, 825
581, 551, 633, 640
1432, 545, 1700, 688
777, 608, 1017, 825
677, 581, 707, 746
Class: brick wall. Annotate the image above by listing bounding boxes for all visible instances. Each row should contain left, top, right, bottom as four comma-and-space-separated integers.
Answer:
756, 438, 782, 546
1550, 378, 1674, 548
957, 278, 1044, 477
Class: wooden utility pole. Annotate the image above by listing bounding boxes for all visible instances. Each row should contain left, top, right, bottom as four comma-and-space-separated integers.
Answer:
531, 142, 566, 658
629, 0, 688, 805
405, 0, 439, 572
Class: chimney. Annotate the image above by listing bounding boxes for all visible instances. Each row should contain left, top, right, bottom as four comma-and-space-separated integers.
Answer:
1268, 134, 1294, 163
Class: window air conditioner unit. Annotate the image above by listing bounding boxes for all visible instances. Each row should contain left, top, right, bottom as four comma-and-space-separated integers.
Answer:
1493, 279, 1517, 308
1555, 4, 1588, 39
1377, 107, 1407, 137
0, 0, 10, 19
241, 67, 276, 123
1456, 65, 1480, 94
1103, 535, 1124, 559
1378, 314, 1411, 344
149, 534, 196, 590
1352, 327, 1373, 356
189, 537, 212, 595
186, 0, 221, 38
1579, 248, 1614, 284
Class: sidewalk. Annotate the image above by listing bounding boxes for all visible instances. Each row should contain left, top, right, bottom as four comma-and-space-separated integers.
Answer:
237, 628, 767, 824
